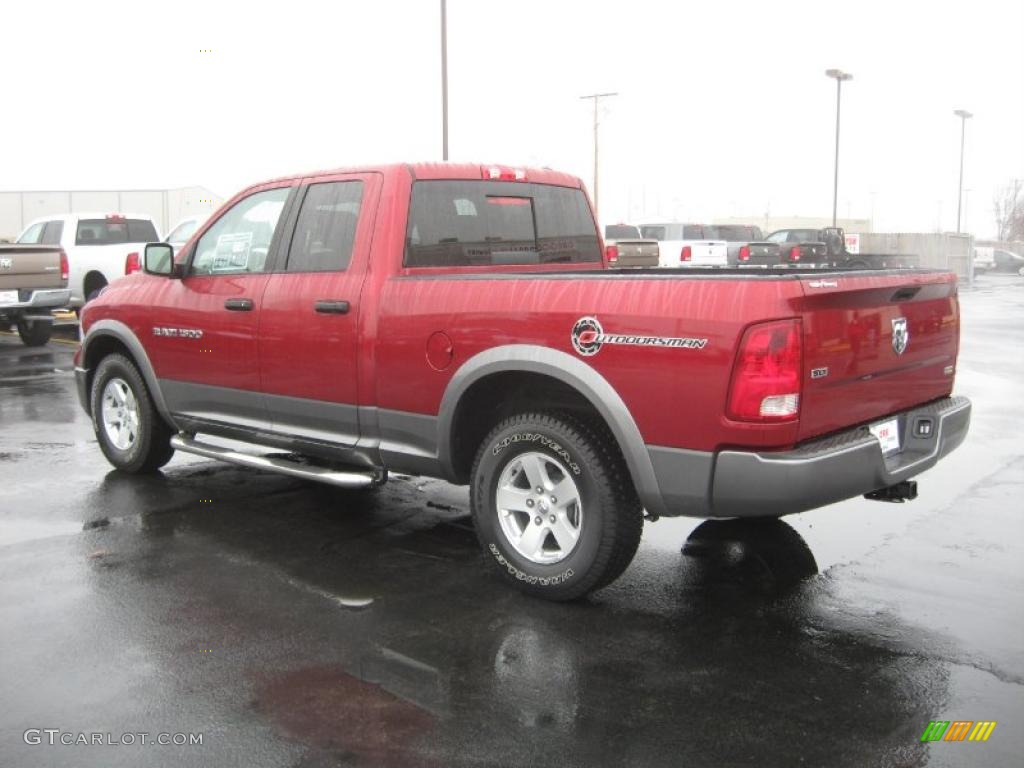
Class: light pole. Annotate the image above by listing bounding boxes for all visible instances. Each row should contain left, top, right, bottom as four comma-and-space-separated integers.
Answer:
954, 109, 972, 233
440, 0, 449, 161
580, 92, 617, 219
825, 69, 852, 227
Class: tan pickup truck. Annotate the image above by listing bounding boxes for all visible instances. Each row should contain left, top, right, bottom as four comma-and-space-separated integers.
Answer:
603, 224, 660, 268
0, 245, 71, 346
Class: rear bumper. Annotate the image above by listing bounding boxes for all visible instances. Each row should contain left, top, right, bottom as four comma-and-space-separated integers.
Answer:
0, 288, 71, 313
646, 396, 971, 518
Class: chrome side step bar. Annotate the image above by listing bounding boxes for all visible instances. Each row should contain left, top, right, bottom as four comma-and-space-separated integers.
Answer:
170, 435, 380, 488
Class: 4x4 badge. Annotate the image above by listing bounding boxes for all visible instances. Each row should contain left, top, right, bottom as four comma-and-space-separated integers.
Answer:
892, 317, 909, 356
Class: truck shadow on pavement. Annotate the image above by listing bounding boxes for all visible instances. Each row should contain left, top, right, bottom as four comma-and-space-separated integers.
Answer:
75, 465, 947, 768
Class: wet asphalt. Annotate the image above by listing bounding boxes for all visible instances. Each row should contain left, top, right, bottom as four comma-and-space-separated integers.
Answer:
0, 275, 1022, 768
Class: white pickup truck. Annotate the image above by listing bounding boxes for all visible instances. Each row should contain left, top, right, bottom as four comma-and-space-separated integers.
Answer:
638, 222, 728, 267
16, 213, 160, 306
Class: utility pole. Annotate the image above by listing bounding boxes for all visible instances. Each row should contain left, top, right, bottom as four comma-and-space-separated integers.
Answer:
441, 0, 449, 161
580, 92, 617, 219
825, 69, 853, 227
954, 109, 972, 233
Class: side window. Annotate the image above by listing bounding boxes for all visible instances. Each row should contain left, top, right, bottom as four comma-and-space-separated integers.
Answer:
286, 181, 364, 272
40, 221, 64, 245
191, 187, 290, 276
127, 219, 159, 242
765, 231, 787, 243
17, 222, 45, 244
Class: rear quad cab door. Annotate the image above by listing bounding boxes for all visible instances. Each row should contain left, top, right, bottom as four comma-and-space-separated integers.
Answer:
257, 172, 382, 446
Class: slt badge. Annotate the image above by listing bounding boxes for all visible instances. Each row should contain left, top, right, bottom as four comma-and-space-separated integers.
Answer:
891, 317, 909, 356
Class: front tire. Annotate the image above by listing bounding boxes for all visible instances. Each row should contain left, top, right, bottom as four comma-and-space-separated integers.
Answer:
90, 354, 175, 473
471, 412, 642, 600
17, 318, 52, 347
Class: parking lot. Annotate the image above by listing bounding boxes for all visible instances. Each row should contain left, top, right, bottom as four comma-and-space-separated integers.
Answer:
0, 273, 1020, 767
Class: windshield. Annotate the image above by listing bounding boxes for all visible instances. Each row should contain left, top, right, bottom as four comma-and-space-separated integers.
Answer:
166, 218, 200, 244
76, 218, 158, 246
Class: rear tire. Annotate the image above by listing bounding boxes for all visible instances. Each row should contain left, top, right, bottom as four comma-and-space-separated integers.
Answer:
16, 319, 52, 347
470, 412, 642, 600
90, 354, 175, 473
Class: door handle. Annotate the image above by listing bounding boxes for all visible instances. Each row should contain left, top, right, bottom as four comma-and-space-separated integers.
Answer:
314, 300, 350, 315
224, 298, 253, 311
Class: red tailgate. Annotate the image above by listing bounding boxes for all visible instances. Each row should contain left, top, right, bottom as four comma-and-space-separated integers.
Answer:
797, 272, 959, 442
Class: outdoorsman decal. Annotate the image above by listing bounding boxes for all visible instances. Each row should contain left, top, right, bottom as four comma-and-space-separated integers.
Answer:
570, 316, 707, 357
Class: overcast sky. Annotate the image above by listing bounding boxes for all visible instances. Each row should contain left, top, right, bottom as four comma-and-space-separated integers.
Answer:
3, 0, 1021, 236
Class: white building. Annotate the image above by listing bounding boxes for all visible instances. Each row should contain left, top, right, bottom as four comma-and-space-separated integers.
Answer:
0, 186, 224, 242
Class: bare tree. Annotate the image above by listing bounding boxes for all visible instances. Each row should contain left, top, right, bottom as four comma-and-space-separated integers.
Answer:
993, 179, 1024, 241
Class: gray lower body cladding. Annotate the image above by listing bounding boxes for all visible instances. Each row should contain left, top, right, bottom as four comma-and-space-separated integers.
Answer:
648, 396, 971, 518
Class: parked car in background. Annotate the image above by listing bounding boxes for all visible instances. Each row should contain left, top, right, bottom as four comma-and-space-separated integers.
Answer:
705, 224, 780, 266
0, 243, 70, 345
991, 248, 1024, 273
638, 222, 727, 267
165, 215, 207, 255
764, 229, 830, 266
602, 224, 659, 268
17, 213, 160, 306
972, 246, 996, 274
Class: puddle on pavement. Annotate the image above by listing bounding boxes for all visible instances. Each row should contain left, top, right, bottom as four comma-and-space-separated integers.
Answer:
0, 518, 85, 547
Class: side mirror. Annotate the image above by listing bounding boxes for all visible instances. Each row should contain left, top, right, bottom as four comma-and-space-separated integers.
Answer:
144, 243, 177, 276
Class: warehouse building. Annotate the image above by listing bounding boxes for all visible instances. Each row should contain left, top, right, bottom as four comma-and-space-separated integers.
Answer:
0, 186, 224, 242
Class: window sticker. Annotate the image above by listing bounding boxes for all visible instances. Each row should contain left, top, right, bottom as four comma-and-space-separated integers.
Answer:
212, 231, 253, 271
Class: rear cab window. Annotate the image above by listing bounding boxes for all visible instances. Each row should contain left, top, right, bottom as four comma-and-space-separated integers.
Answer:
706, 225, 751, 242
605, 224, 640, 239
404, 181, 601, 268
41, 221, 64, 245
75, 218, 159, 245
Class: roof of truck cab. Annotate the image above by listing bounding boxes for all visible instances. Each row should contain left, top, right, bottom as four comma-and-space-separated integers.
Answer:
256, 163, 583, 189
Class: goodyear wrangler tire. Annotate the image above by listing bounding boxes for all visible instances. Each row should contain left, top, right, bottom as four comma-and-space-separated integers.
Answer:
471, 412, 643, 600
90, 354, 175, 474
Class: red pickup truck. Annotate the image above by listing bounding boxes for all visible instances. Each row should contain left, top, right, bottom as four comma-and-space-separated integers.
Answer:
74, 163, 971, 600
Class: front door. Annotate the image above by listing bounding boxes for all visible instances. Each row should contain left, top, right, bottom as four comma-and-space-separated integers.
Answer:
147, 184, 295, 429
258, 173, 380, 445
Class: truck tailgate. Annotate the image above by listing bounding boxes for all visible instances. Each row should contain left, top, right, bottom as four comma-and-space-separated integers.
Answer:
612, 239, 659, 267
797, 271, 959, 442
0, 245, 64, 293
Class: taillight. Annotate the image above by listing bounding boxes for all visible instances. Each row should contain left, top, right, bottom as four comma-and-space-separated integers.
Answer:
680, 245, 692, 262
125, 252, 140, 274
789, 246, 801, 261
606, 244, 619, 263
59, 249, 69, 281
481, 165, 527, 181
727, 319, 802, 422
738, 245, 751, 262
